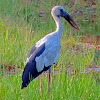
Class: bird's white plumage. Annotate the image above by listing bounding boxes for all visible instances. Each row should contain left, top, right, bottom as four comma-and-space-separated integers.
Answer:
26, 6, 66, 72
26, 54, 32, 64
35, 32, 61, 72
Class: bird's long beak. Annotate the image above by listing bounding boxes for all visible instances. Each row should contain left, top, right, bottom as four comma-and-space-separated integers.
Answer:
63, 11, 79, 30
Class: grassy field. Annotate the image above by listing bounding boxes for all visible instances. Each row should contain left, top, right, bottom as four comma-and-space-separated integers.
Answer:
0, 0, 100, 100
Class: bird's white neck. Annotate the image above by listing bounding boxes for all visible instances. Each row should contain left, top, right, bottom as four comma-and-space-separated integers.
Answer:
52, 15, 63, 38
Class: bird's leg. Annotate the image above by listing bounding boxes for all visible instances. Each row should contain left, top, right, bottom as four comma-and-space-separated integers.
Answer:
48, 68, 51, 92
40, 74, 42, 95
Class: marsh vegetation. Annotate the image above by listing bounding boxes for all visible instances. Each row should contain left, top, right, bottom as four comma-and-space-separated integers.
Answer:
0, 0, 100, 99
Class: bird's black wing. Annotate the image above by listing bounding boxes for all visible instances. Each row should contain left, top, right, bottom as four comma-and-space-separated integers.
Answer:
21, 43, 51, 89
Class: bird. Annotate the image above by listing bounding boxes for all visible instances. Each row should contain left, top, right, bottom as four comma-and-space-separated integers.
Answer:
21, 5, 79, 93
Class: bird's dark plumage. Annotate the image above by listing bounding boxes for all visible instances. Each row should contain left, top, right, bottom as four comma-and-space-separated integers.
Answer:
21, 43, 50, 89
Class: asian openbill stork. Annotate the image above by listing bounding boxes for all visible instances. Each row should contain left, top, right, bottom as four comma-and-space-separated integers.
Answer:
21, 6, 79, 93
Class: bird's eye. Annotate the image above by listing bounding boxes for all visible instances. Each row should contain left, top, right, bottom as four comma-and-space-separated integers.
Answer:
60, 9, 64, 14
60, 9, 63, 12
59, 9, 63, 17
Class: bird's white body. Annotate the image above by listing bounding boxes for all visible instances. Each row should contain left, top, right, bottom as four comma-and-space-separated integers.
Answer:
26, 30, 62, 72
35, 33, 61, 72
26, 6, 64, 72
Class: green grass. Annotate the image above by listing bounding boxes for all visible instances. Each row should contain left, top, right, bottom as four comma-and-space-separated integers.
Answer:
0, 0, 100, 100
0, 71, 100, 100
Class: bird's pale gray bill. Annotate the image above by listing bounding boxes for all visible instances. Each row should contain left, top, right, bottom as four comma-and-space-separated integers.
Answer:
63, 11, 79, 30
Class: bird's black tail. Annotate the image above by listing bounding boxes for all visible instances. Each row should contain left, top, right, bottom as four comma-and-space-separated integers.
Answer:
21, 60, 51, 89
21, 61, 41, 89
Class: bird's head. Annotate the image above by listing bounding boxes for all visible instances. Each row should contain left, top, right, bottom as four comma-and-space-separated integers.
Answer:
51, 6, 79, 30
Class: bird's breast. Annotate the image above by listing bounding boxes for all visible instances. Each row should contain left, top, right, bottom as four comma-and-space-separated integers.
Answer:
35, 42, 60, 72
44, 42, 60, 66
